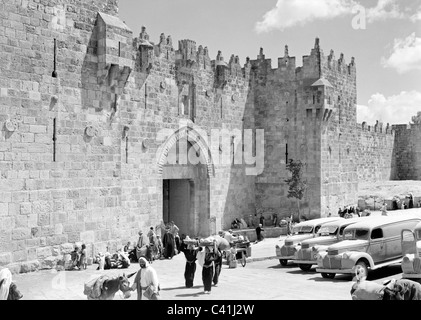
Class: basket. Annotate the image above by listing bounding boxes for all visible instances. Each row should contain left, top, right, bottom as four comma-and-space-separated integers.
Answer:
184, 240, 198, 246
199, 241, 214, 247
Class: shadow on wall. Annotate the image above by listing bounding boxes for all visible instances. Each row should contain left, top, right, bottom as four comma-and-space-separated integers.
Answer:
222, 86, 257, 231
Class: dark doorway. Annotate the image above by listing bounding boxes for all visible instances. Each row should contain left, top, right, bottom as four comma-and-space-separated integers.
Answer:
163, 179, 194, 236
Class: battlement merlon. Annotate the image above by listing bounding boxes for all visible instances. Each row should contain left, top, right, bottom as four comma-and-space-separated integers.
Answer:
248, 38, 356, 83
359, 121, 395, 135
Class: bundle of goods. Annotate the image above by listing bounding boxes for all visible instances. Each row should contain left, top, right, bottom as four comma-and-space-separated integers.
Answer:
214, 235, 230, 250
183, 236, 199, 246
279, 219, 288, 227
184, 239, 198, 246
232, 236, 250, 248
199, 237, 216, 247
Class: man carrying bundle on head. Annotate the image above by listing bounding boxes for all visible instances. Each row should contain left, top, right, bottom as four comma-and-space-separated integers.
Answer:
179, 235, 199, 288
198, 238, 221, 294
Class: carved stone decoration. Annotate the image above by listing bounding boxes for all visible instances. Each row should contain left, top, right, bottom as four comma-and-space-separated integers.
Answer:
232, 93, 239, 102
205, 89, 212, 97
85, 125, 97, 138
160, 81, 167, 89
142, 139, 150, 149
5, 119, 17, 132
122, 125, 130, 139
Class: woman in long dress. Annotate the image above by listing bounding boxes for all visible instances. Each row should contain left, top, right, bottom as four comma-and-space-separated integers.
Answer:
162, 228, 175, 259
136, 230, 149, 261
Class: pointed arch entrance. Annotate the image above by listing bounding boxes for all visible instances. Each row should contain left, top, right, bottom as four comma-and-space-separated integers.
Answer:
157, 126, 214, 238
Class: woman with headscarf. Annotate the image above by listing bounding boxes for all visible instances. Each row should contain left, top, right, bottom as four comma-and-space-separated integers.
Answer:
0, 268, 13, 300
169, 221, 180, 253
130, 257, 161, 300
135, 230, 149, 261
162, 227, 175, 259
147, 227, 159, 261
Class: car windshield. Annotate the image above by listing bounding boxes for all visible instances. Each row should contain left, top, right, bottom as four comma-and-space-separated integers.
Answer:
343, 229, 369, 240
317, 225, 338, 236
292, 225, 314, 234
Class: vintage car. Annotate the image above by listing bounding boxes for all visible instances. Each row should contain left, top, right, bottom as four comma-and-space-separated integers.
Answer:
292, 218, 360, 271
316, 215, 421, 279
275, 217, 343, 266
401, 221, 421, 279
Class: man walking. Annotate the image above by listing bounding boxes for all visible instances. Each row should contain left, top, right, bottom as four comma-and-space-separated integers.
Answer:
199, 241, 221, 294
130, 257, 161, 300
255, 224, 264, 242
179, 237, 199, 288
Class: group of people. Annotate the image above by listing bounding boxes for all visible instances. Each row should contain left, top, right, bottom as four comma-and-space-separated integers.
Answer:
337, 206, 360, 218
178, 234, 227, 294
128, 231, 226, 299
69, 244, 87, 270
123, 221, 182, 264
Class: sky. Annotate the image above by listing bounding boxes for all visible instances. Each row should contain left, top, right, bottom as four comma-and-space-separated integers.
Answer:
118, 0, 421, 125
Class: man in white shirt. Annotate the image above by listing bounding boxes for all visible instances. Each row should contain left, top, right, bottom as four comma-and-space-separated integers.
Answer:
131, 257, 160, 300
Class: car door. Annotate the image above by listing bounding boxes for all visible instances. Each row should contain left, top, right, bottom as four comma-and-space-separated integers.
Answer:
369, 228, 386, 264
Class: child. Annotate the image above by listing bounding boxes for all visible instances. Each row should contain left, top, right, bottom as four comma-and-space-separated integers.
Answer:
123, 242, 131, 252
70, 245, 81, 270
78, 244, 87, 270
156, 235, 163, 259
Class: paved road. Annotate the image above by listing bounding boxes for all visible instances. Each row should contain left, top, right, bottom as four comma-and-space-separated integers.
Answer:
11, 236, 404, 300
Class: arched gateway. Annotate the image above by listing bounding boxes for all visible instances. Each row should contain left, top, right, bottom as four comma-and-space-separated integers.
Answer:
156, 126, 214, 238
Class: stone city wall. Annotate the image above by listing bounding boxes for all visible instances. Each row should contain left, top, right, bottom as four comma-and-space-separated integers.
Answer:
0, 0, 256, 272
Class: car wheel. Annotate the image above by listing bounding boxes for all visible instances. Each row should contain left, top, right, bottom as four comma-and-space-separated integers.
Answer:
355, 261, 369, 279
279, 259, 288, 266
321, 272, 336, 279
299, 264, 312, 271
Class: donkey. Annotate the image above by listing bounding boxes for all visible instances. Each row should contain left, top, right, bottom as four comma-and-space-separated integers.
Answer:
87, 273, 133, 300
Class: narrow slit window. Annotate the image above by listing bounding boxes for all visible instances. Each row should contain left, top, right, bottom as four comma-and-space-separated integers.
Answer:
52, 118, 57, 162
144, 83, 147, 109
52, 38, 57, 78
220, 96, 223, 118
125, 136, 129, 164
285, 143, 288, 164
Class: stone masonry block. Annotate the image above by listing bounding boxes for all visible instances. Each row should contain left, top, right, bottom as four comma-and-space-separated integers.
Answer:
38, 212, 51, 226
26, 248, 37, 261
14, 215, 28, 228
0, 202, 8, 216
0, 252, 12, 266
36, 246, 52, 259
60, 243, 75, 254
80, 230, 95, 244
20, 202, 32, 215
12, 250, 27, 262
12, 227, 31, 240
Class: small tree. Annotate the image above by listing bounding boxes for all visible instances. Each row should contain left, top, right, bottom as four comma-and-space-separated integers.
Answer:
285, 159, 307, 221
411, 111, 421, 124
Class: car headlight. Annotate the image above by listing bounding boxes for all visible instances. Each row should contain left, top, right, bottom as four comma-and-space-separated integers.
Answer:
343, 253, 349, 259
